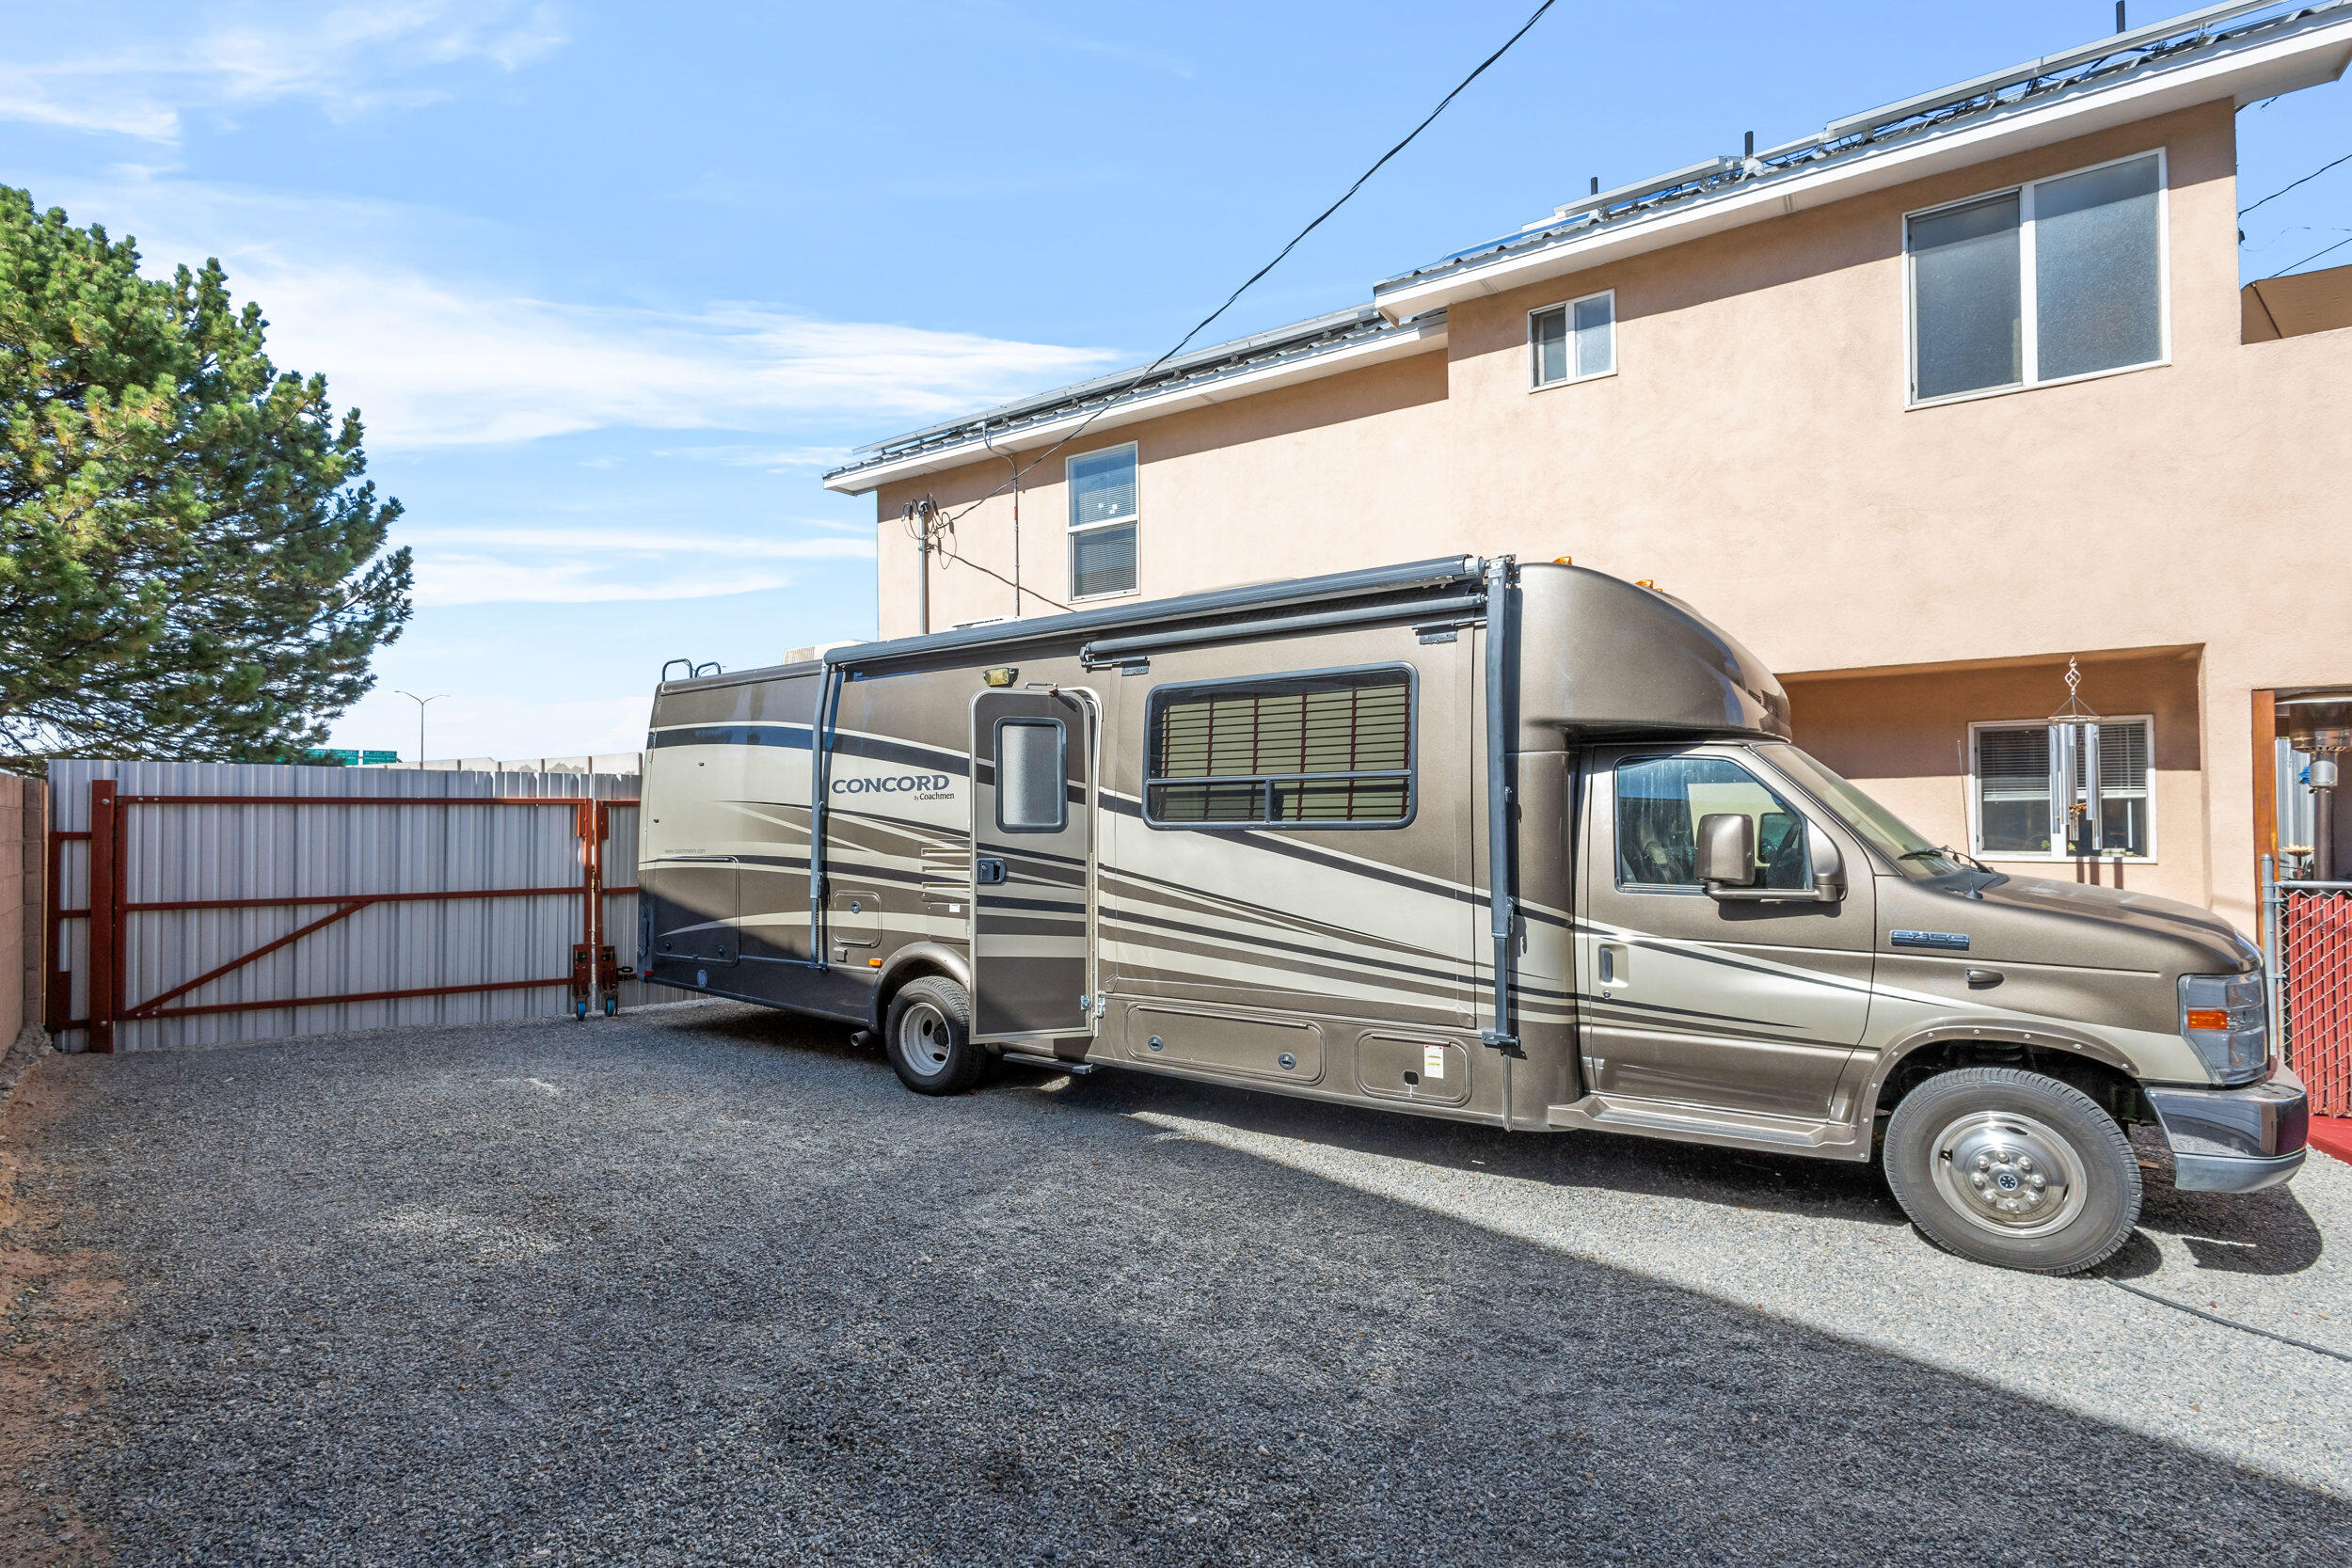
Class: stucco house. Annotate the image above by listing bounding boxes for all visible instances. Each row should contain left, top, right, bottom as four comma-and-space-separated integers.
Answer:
824, 1, 2352, 937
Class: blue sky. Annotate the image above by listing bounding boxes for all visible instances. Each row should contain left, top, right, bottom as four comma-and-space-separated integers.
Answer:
5, 2, 2347, 761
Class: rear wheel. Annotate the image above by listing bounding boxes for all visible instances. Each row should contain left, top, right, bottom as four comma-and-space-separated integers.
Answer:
884, 977, 989, 1096
1883, 1067, 2140, 1275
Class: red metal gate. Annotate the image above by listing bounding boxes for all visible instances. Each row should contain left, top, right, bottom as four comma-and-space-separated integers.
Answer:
2275, 880, 2352, 1117
50, 781, 640, 1053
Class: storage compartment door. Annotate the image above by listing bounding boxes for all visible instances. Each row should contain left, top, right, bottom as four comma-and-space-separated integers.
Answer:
970, 689, 1094, 1041
645, 857, 739, 967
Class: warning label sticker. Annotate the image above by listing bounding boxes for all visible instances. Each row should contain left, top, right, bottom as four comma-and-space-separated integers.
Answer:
1423, 1044, 1446, 1081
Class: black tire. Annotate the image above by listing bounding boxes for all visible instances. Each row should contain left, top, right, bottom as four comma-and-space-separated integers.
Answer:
1883, 1067, 2141, 1275
883, 977, 989, 1096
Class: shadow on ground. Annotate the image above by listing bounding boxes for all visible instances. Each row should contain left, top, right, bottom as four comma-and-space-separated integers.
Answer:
4, 1004, 2344, 1567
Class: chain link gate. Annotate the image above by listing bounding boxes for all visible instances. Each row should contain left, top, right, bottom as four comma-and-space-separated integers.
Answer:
2265, 859, 2352, 1117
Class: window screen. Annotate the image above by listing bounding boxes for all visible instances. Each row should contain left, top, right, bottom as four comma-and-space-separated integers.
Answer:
1532, 293, 1613, 387
1146, 670, 1412, 828
1973, 719, 2153, 857
1069, 447, 1136, 526
2034, 155, 2162, 382
1573, 293, 1614, 377
1911, 193, 2022, 401
1071, 522, 1136, 599
1068, 446, 1139, 597
1975, 724, 2051, 853
1909, 153, 2163, 403
995, 719, 1066, 832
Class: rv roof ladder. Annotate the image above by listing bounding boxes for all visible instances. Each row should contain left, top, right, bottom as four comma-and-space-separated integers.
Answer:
1480, 556, 1525, 1087
806, 664, 845, 972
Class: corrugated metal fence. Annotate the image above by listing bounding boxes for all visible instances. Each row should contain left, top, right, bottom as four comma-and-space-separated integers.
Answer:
47, 761, 658, 1053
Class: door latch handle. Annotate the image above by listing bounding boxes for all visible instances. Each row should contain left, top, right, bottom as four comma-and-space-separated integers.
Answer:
975, 857, 1008, 885
1964, 968, 2003, 988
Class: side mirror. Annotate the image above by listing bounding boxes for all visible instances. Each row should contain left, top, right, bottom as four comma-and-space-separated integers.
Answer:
1809, 832, 1847, 901
1695, 813, 1756, 887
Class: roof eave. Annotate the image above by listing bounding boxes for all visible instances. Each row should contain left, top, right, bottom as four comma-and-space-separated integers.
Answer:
822, 312, 1450, 496
1370, 14, 2352, 324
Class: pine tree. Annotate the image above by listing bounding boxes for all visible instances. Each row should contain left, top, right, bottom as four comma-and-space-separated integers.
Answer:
0, 185, 411, 769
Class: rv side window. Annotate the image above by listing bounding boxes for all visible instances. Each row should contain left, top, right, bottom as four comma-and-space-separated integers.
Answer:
995, 719, 1067, 833
1145, 667, 1413, 830
1615, 755, 1809, 890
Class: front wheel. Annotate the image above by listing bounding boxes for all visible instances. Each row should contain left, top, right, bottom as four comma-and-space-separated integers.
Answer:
883, 977, 990, 1096
1883, 1067, 2141, 1275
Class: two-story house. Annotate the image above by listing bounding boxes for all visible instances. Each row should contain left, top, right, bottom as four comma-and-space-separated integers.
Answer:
824, 1, 2352, 937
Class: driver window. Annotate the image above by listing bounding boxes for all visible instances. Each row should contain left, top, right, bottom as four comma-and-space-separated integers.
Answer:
1615, 755, 1810, 890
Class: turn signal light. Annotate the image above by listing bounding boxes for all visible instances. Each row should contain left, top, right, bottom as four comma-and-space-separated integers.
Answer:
1635, 578, 1657, 589
2184, 1008, 2232, 1032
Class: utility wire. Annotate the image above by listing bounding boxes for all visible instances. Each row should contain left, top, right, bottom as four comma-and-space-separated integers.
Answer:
940, 526, 1072, 613
935, 0, 1561, 533
2106, 1279, 2352, 1367
2239, 147, 2352, 218
2262, 230, 2352, 278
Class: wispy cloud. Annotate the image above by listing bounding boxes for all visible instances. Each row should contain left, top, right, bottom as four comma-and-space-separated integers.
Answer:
653, 443, 855, 473
257, 275, 1116, 451
402, 526, 875, 560
403, 527, 873, 607
415, 559, 807, 607
0, 2, 565, 143
43, 173, 1121, 451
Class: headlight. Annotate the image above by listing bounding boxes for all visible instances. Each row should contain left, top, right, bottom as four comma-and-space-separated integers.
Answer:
2178, 974, 2268, 1085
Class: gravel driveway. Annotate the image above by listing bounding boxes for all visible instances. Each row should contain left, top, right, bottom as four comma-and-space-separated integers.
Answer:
4, 1001, 2349, 1566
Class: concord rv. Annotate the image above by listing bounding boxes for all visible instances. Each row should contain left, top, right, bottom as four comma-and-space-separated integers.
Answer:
638, 557, 2309, 1274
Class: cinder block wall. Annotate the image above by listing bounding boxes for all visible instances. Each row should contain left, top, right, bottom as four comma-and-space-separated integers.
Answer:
0, 774, 43, 1044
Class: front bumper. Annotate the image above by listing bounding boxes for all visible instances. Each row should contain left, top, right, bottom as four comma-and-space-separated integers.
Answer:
2145, 1067, 2310, 1193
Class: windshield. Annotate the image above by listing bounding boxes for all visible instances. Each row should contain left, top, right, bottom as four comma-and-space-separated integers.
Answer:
1753, 743, 1972, 879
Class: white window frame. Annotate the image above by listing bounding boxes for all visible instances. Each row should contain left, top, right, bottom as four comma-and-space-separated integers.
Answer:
1065, 441, 1140, 603
1965, 713, 2158, 863
1529, 289, 1617, 391
1902, 148, 2171, 411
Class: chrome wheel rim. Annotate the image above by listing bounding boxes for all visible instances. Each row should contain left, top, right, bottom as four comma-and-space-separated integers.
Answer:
896, 1001, 953, 1077
1931, 1110, 2090, 1239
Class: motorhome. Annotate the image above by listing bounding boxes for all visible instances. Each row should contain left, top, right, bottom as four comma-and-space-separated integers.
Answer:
637, 556, 2308, 1274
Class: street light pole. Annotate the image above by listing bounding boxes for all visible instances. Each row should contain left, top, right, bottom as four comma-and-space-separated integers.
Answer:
395, 691, 449, 769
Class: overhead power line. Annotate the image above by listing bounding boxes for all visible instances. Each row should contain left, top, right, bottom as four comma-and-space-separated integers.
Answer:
936, 0, 1562, 533
2239, 147, 2352, 218
2263, 230, 2352, 279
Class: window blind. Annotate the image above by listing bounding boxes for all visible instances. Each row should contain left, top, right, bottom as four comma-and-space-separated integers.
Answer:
1148, 672, 1410, 826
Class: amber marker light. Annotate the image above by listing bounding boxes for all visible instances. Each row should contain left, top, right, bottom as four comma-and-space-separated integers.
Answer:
1553, 555, 1573, 564
868, 958, 883, 968
1635, 578, 1656, 589
982, 667, 1018, 688
2184, 1008, 2232, 1032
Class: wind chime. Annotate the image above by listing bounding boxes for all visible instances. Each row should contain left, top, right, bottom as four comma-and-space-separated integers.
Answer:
2049, 658, 2103, 858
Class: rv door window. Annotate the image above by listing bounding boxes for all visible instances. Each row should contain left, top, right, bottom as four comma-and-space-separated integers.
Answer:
1146, 667, 1413, 830
994, 718, 1067, 832
1615, 755, 1809, 891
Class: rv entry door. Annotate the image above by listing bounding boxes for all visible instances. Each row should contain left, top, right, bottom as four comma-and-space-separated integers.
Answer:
969, 688, 1096, 1043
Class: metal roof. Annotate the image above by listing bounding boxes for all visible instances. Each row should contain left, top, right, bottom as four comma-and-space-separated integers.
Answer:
823, 305, 1439, 486
827, 0, 2350, 490
1376, 0, 2346, 296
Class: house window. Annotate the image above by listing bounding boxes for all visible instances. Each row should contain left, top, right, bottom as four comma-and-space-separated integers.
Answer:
1907, 151, 2166, 404
1144, 667, 1413, 830
1972, 717, 2153, 859
1531, 291, 1614, 388
1067, 444, 1137, 599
